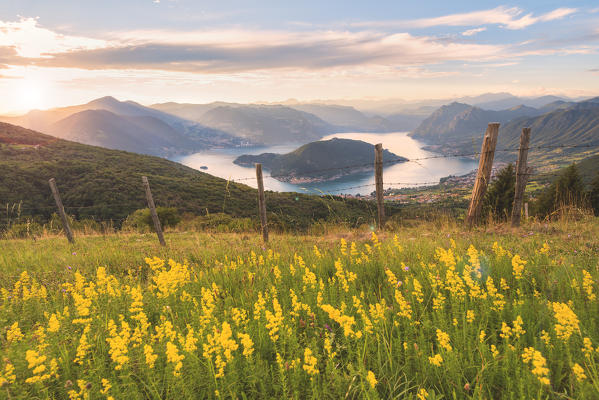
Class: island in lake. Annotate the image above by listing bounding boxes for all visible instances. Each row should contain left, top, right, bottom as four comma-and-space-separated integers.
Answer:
233, 138, 407, 183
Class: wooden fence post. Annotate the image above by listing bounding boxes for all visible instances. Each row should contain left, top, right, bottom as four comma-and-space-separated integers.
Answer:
48, 178, 75, 243
466, 123, 500, 228
255, 163, 269, 243
142, 176, 166, 246
524, 202, 529, 220
374, 143, 385, 230
511, 127, 531, 227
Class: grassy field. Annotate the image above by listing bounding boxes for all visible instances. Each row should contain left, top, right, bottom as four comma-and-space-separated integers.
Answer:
1, 218, 598, 399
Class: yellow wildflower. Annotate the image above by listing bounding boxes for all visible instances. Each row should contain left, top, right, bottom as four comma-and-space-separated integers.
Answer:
466, 310, 475, 323
572, 363, 586, 382
581, 270, 596, 301
366, 370, 377, 388
144, 344, 158, 368
436, 329, 452, 352
6, 322, 23, 343
166, 341, 184, 376
512, 254, 526, 279
265, 297, 284, 342
552, 302, 580, 341
47, 314, 60, 333
428, 354, 443, 366
238, 333, 254, 357
302, 347, 319, 376
522, 347, 550, 385
100, 379, 111, 395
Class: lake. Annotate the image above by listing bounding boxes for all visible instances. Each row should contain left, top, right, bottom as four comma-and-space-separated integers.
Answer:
176, 132, 478, 195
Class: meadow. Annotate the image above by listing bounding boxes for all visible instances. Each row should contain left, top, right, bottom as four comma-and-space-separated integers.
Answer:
0, 218, 598, 399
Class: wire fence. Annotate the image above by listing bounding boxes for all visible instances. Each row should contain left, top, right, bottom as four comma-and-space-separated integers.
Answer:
2, 141, 599, 232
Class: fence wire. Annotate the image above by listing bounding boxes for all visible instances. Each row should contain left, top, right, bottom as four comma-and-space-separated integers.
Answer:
2, 142, 598, 223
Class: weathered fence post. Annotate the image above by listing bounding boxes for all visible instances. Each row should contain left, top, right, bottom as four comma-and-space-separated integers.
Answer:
255, 163, 269, 243
511, 127, 531, 227
374, 143, 385, 230
142, 176, 166, 246
466, 123, 500, 228
524, 202, 529, 220
48, 178, 75, 243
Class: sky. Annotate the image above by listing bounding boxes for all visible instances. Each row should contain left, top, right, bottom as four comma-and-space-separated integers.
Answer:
0, 1, 598, 113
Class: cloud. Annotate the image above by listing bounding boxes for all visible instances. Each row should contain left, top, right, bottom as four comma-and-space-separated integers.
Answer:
462, 27, 486, 36
353, 6, 577, 30
0, 17, 107, 58
20, 29, 505, 73
590, 68, 599, 75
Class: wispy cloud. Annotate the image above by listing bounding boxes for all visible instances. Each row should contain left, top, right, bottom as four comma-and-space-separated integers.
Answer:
1, 20, 505, 73
352, 6, 577, 30
0, 17, 106, 58
462, 27, 486, 36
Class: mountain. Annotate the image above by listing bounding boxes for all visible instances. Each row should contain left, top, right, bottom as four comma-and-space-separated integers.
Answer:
475, 95, 558, 110
46, 110, 199, 156
0, 122, 376, 231
288, 104, 423, 132
410, 102, 543, 144
0, 97, 242, 156
233, 138, 407, 183
197, 105, 335, 145
153, 101, 424, 136
498, 97, 599, 151
151, 101, 236, 121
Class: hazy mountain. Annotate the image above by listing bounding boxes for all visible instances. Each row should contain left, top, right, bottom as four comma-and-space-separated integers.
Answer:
0, 96, 242, 156
498, 97, 599, 150
474, 95, 570, 111
151, 101, 236, 121
411, 102, 543, 143
233, 138, 406, 183
289, 104, 422, 132
197, 105, 335, 145
47, 109, 200, 156
0, 122, 374, 230
538, 100, 577, 114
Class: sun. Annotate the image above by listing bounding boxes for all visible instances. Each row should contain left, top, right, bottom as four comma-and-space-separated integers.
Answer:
15, 79, 46, 112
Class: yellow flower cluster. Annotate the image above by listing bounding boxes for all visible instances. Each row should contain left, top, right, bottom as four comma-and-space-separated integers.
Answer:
511, 255, 526, 280
436, 329, 452, 352
551, 302, 580, 341
366, 370, 377, 388
428, 354, 443, 366
522, 347, 550, 385
302, 347, 319, 377
202, 322, 238, 378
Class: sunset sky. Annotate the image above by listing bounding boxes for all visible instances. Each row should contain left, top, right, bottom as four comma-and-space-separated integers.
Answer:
0, 1, 598, 113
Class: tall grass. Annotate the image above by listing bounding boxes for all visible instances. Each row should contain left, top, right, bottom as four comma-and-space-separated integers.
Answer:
0, 219, 598, 399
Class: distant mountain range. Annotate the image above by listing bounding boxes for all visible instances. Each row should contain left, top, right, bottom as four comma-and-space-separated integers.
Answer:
409, 96, 599, 164
233, 138, 406, 183
1, 91, 596, 164
0, 96, 241, 157
197, 105, 334, 145
152, 102, 424, 139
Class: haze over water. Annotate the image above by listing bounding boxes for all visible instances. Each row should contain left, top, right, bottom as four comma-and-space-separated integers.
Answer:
177, 132, 478, 195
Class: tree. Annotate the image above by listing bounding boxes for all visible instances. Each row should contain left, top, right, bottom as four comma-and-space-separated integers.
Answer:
536, 163, 585, 217
483, 164, 516, 221
590, 173, 599, 216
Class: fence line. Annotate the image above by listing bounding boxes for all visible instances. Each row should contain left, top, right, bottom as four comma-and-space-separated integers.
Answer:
2, 138, 599, 241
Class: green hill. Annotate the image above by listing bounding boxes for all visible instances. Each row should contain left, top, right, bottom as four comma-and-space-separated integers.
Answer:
0, 123, 380, 231
234, 138, 407, 183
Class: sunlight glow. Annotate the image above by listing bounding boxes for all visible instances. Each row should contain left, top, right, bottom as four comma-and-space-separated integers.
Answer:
15, 79, 46, 112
